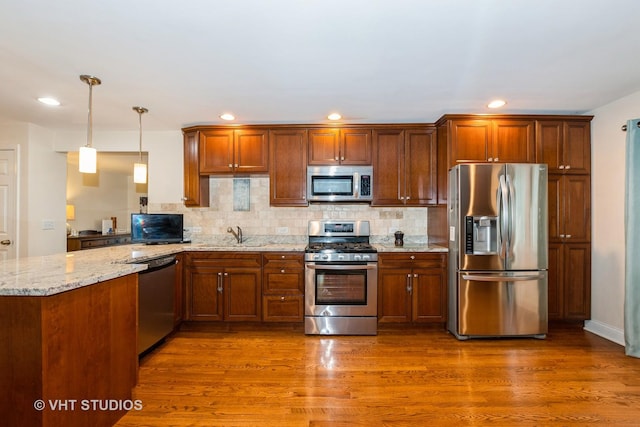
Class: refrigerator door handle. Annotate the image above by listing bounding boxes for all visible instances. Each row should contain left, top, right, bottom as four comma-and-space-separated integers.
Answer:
462, 273, 546, 282
505, 172, 514, 256
498, 174, 509, 259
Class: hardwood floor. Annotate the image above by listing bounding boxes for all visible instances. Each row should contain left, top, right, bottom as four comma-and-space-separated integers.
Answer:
115, 322, 640, 426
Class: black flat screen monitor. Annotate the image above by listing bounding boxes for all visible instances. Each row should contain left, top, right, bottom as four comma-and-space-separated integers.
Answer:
131, 213, 184, 244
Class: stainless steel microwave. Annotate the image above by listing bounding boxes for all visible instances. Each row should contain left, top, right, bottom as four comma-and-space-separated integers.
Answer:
307, 165, 373, 202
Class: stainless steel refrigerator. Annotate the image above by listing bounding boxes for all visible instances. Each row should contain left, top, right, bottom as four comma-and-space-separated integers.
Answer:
447, 163, 548, 340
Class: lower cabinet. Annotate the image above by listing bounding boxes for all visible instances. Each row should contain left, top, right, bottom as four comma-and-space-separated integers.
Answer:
548, 243, 591, 320
184, 252, 262, 322
378, 252, 447, 323
262, 252, 304, 322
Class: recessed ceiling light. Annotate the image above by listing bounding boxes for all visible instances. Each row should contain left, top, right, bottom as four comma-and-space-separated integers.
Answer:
327, 112, 342, 121
487, 99, 507, 109
37, 97, 60, 106
220, 113, 235, 121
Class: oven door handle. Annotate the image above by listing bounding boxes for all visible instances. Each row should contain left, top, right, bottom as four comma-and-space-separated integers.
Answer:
306, 263, 377, 271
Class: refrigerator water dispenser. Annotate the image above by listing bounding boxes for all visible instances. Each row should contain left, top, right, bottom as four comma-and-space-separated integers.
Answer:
465, 216, 497, 254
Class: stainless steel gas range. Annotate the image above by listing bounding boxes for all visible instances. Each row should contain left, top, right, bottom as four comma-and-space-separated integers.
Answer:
304, 220, 378, 335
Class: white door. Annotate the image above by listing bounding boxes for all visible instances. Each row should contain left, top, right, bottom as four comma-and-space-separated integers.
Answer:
0, 149, 17, 260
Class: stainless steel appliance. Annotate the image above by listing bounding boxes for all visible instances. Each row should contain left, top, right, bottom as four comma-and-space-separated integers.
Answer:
448, 163, 548, 340
137, 255, 177, 355
307, 165, 373, 202
305, 220, 378, 335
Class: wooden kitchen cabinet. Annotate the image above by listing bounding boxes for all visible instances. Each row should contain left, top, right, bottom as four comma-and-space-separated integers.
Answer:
536, 119, 591, 174
199, 128, 269, 174
262, 252, 304, 322
269, 128, 309, 206
372, 127, 438, 206
378, 253, 447, 323
542, 115, 592, 321
437, 116, 535, 167
182, 130, 210, 207
184, 252, 262, 322
308, 128, 372, 165
548, 174, 591, 243
547, 242, 591, 320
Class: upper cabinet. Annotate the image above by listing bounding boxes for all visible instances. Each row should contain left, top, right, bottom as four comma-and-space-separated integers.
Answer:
536, 119, 591, 174
372, 126, 437, 206
199, 129, 269, 174
269, 128, 309, 206
438, 116, 535, 167
308, 128, 372, 165
182, 130, 209, 207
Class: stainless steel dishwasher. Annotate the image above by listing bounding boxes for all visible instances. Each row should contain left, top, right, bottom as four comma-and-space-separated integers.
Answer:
137, 255, 176, 355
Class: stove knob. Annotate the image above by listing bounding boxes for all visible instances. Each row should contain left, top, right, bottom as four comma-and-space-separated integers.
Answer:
313, 254, 320, 260
321, 254, 329, 260
363, 254, 370, 261
354, 254, 362, 261
338, 254, 345, 260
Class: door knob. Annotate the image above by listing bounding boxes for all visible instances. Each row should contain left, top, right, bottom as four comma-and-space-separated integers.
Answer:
0, 239, 11, 246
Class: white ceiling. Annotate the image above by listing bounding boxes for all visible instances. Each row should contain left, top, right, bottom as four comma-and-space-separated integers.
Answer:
2, 0, 640, 132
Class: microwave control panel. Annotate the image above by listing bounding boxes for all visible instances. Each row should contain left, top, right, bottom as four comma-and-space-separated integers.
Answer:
360, 175, 371, 196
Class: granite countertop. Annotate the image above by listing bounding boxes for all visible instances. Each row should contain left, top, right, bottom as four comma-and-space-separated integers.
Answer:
0, 237, 445, 297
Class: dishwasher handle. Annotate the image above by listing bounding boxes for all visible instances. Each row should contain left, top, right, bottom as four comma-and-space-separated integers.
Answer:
141, 255, 177, 273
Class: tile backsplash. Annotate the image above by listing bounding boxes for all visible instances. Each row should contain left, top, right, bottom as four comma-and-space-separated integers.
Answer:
149, 177, 431, 244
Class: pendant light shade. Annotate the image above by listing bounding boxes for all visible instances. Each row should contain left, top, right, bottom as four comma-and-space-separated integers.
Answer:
133, 162, 147, 184
132, 106, 148, 184
79, 146, 97, 173
79, 75, 101, 174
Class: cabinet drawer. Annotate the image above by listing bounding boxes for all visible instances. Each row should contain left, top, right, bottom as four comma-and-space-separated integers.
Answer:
263, 252, 304, 268
379, 253, 446, 269
262, 295, 304, 322
186, 252, 261, 268
263, 268, 304, 294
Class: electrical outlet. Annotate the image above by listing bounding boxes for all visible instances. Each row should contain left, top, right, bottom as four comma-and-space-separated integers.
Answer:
42, 220, 55, 230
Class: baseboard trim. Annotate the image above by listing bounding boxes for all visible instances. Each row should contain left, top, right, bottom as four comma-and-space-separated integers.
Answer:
584, 319, 625, 346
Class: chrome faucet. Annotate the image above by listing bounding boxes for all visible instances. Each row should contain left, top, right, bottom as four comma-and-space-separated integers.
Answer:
227, 226, 243, 244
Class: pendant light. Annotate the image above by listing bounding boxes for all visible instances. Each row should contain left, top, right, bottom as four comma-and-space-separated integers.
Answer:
79, 75, 101, 173
132, 106, 148, 184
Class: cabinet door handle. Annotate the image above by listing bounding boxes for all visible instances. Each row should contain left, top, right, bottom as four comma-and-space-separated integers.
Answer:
559, 165, 565, 170
406, 274, 412, 294
281, 269, 285, 273
565, 165, 571, 170
341, 156, 345, 161
494, 157, 499, 162
234, 164, 239, 168
335, 157, 339, 161
280, 296, 286, 301
488, 157, 493, 162
410, 255, 415, 260
228, 163, 233, 168
217, 272, 223, 293
565, 234, 572, 239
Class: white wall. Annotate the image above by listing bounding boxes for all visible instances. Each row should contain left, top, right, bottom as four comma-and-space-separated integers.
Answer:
586, 89, 640, 344
0, 123, 67, 257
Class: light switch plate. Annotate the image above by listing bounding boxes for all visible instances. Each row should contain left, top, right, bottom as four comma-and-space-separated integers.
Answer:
42, 220, 55, 230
